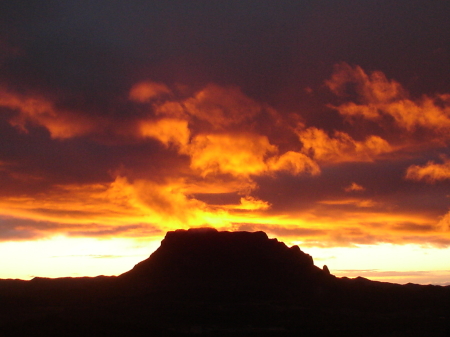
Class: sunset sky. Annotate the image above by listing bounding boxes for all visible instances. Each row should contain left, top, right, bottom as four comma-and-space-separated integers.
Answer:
1, 1, 450, 284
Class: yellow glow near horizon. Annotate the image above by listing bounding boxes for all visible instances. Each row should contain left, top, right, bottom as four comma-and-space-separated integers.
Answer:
1, 234, 450, 285
0, 236, 162, 280
299, 243, 450, 285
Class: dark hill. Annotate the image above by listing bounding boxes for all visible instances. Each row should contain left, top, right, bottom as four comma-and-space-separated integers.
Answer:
1, 228, 450, 336
119, 228, 331, 299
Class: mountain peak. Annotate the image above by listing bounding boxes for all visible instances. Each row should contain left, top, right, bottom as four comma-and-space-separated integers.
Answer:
121, 228, 328, 298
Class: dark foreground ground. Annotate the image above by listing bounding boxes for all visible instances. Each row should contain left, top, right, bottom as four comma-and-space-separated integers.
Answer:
1, 229, 450, 336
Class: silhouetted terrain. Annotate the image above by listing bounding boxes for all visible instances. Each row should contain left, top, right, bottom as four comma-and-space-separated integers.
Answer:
1, 228, 450, 336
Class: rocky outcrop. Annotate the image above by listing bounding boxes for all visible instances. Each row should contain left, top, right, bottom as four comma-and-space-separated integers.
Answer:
120, 228, 329, 298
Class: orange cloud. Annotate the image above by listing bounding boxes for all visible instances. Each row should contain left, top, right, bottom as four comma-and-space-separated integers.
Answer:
0, 172, 280, 242
1, 172, 449, 250
266, 151, 320, 176
318, 198, 377, 208
438, 212, 450, 232
129, 81, 171, 102
0, 176, 221, 237
326, 63, 404, 104
292, 210, 447, 248
232, 206, 450, 249
187, 133, 320, 178
139, 118, 190, 148
326, 63, 450, 136
183, 178, 258, 196
183, 84, 262, 128
345, 182, 365, 192
405, 157, 450, 183
154, 101, 188, 119
2, 77, 449, 254
188, 133, 276, 177
297, 127, 392, 163
0, 89, 97, 138
384, 97, 450, 133
229, 196, 271, 211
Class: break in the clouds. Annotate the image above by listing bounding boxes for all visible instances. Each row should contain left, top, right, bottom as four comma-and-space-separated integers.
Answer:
0, 0, 449, 280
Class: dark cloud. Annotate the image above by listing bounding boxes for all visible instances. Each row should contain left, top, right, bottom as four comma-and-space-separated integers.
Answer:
392, 222, 435, 233
2, 1, 449, 102
0, 217, 60, 241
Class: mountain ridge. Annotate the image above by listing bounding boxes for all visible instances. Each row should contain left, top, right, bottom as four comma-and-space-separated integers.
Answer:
1, 228, 450, 336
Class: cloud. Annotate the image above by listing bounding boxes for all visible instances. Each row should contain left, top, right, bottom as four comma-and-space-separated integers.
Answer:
67, 224, 159, 238
326, 63, 450, 137
345, 182, 365, 192
437, 212, 450, 232
318, 198, 377, 208
187, 133, 320, 178
123, 178, 208, 223
184, 178, 258, 196
146, 84, 269, 128
0, 81, 268, 145
266, 151, 320, 176
405, 157, 450, 183
0, 89, 98, 139
1, 170, 449, 249
128, 81, 320, 178
0, 217, 47, 241
139, 118, 190, 148
0, 176, 222, 237
236, 224, 325, 238
188, 133, 276, 177
391, 222, 435, 233
0, 69, 448, 253
154, 101, 188, 119
326, 63, 405, 104
0, 81, 324, 243
229, 196, 271, 211
297, 127, 392, 163
129, 81, 171, 102
132, 83, 265, 129
183, 84, 262, 128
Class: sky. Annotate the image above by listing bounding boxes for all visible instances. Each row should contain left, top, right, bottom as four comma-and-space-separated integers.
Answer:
0, 1, 449, 284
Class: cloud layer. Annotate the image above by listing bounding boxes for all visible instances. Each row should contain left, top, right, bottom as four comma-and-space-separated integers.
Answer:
0, 65, 449, 249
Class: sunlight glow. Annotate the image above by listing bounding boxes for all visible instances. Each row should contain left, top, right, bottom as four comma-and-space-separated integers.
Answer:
0, 236, 161, 280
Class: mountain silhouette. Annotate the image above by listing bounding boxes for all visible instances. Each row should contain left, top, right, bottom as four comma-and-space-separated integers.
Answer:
119, 228, 331, 300
1, 228, 450, 336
